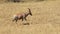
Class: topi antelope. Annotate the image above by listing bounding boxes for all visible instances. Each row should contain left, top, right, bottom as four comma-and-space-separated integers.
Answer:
12, 8, 32, 22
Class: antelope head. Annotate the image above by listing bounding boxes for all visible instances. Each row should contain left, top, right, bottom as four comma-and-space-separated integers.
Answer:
28, 8, 32, 16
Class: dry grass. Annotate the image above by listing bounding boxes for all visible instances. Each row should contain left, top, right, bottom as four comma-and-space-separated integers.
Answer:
0, 0, 60, 34
0, 0, 58, 3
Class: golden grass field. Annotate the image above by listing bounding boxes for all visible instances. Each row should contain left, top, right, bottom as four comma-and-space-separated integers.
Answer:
0, 0, 60, 34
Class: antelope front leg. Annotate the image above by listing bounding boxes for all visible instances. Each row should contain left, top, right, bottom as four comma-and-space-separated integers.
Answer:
22, 16, 24, 21
24, 17, 27, 21
22, 16, 27, 21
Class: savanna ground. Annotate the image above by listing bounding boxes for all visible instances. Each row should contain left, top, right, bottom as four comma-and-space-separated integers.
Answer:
0, 0, 60, 34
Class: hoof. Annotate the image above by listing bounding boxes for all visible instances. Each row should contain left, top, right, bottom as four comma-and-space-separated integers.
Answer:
23, 23, 30, 25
